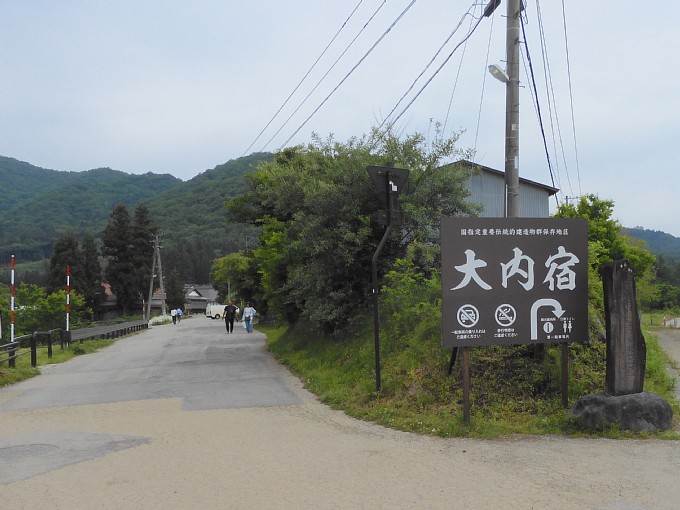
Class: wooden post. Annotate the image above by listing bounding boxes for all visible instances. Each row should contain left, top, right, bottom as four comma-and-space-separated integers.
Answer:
462, 347, 471, 424
561, 343, 569, 408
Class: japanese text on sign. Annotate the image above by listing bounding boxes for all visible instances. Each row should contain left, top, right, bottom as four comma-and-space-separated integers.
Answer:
441, 217, 588, 348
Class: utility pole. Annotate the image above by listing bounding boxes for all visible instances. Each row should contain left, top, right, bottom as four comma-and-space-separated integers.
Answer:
146, 234, 167, 320
505, 0, 521, 218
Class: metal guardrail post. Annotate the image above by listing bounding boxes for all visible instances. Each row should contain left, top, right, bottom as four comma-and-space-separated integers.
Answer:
30, 332, 37, 368
60, 329, 72, 348
8, 342, 17, 368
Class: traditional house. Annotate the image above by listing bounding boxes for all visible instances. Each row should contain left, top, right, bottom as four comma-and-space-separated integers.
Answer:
184, 284, 219, 315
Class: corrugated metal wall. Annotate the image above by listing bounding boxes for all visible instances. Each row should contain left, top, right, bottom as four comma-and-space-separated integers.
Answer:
466, 171, 552, 218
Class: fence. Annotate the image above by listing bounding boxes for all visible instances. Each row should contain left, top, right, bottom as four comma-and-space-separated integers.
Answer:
0, 320, 148, 369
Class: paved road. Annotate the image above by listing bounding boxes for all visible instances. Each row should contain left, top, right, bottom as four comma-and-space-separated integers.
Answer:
1, 317, 680, 509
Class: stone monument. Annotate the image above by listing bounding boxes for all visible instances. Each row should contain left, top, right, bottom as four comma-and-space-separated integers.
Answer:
602, 259, 646, 395
570, 260, 673, 432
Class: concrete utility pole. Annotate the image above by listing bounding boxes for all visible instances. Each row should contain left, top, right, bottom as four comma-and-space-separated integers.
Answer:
505, 0, 521, 218
146, 234, 167, 319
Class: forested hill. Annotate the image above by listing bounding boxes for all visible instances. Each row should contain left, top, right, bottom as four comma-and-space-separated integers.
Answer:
0, 156, 181, 261
0, 152, 273, 282
624, 227, 680, 259
144, 152, 273, 282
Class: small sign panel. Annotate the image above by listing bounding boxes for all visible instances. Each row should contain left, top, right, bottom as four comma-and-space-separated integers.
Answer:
441, 217, 588, 348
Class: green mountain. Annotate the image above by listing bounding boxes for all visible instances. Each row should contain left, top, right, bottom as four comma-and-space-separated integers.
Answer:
0, 153, 272, 283
623, 227, 680, 259
0, 156, 182, 261
144, 152, 272, 282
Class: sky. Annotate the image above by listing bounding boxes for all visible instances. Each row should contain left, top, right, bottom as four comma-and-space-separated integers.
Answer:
1, 1, 678, 236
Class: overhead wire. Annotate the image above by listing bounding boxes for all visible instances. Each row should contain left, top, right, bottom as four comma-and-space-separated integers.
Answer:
520, 12, 559, 207
535, 0, 574, 199
278, 0, 418, 151
376, 1, 480, 133
471, 3, 495, 158
380, 7, 487, 133
261, 0, 389, 152
560, 0, 582, 195
242, 0, 365, 156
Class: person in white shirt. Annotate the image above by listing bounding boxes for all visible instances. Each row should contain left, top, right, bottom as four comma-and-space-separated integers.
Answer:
242, 302, 256, 333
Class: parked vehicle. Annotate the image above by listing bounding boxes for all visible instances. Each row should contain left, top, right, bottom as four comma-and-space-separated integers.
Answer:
205, 303, 226, 319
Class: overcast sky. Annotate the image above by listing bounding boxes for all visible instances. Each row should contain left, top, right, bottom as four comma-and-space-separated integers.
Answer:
1, 2, 678, 236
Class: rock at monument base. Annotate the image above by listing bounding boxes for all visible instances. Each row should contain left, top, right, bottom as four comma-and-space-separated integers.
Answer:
569, 392, 673, 433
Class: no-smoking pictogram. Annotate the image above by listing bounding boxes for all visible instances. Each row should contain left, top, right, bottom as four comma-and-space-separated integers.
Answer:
495, 304, 516, 327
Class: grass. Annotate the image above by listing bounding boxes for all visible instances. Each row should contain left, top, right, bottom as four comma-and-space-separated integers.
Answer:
0, 338, 115, 388
262, 319, 680, 439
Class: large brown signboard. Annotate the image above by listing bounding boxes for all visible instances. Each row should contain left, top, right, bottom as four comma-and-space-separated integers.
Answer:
441, 217, 588, 348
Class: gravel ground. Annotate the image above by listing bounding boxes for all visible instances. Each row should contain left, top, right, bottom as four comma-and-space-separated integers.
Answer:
1, 324, 679, 509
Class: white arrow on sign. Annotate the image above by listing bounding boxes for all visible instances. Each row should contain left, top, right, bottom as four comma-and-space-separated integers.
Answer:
530, 299, 565, 340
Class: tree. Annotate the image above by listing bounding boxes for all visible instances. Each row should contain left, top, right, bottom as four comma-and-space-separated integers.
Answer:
13, 283, 88, 335
211, 251, 259, 307
47, 231, 81, 294
101, 204, 158, 315
102, 205, 138, 315
227, 127, 478, 334
79, 233, 102, 309
132, 203, 155, 294
164, 269, 186, 310
554, 194, 656, 335
554, 194, 654, 278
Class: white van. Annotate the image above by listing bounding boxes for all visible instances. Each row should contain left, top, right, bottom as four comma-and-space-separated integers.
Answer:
205, 303, 226, 319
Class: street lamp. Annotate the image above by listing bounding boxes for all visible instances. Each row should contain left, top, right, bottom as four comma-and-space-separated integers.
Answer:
488, 64, 509, 83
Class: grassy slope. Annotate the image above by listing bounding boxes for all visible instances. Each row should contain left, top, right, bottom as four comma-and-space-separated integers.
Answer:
264, 316, 679, 438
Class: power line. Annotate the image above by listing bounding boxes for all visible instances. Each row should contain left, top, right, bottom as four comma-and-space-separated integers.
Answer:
382, 10, 486, 131
278, 0, 418, 151
377, 1, 481, 132
261, 0, 389, 152
471, 3, 496, 157
520, 12, 559, 207
561, 0, 582, 195
535, 0, 573, 197
241, 0, 365, 156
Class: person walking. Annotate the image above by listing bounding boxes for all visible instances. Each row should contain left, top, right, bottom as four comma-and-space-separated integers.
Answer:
176, 308, 183, 322
243, 302, 256, 333
223, 300, 238, 334
170, 307, 177, 325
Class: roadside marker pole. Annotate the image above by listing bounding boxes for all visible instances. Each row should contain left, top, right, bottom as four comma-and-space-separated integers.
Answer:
66, 264, 71, 331
10, 254, 15, 344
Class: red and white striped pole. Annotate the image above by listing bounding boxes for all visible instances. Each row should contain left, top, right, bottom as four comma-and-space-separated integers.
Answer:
66, 264, 71, 331
10, 255, 15, 344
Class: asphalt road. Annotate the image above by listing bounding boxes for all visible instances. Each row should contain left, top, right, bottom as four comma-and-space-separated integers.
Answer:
0, 317, 300, 413
1, 317, 680, 509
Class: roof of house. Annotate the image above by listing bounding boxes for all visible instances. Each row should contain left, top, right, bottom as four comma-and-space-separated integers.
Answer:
456, 160, 559, 196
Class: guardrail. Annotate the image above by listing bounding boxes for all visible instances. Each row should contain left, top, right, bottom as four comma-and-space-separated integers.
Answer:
0, 320, 148, 369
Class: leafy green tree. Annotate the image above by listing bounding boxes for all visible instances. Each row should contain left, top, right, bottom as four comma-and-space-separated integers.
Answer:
0, 282, 9, 340
13, 283, 88, 335
554, 194, 654, 278
554, 194, 656, 335
211, 251, 260, 308
228, 127, 477, 334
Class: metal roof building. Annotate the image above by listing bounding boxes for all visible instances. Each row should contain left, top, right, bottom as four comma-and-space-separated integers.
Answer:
460, 160, 559, 218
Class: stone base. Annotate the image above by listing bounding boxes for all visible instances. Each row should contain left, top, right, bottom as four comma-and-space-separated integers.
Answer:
569, 392, 673, 433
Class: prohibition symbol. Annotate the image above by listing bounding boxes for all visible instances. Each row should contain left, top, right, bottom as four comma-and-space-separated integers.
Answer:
495, 304, 516, 327
457, 304, 479, 328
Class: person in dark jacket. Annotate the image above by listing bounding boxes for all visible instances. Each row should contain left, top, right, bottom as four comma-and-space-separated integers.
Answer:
223, 300, 239, 333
